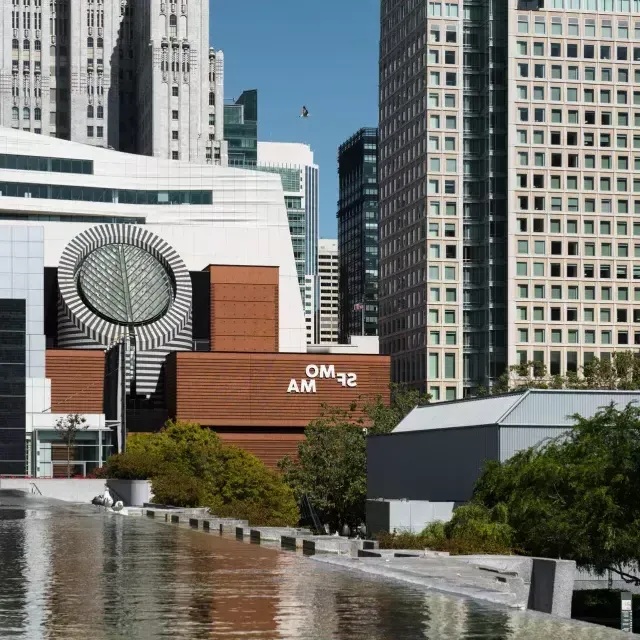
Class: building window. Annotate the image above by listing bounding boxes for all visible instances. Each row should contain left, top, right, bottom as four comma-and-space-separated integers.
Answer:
172, 110, 179, 120
172, 151, 179, 160
87, 126, 94, 137
172, 130, 179, 140
97, 106, 103, 119
209, 92, 215, 106
170, 14, 177, 37
87, 105, 94, 118
34, 108, 41, 121
96, 126, 103, 138
172, 86, 179, 97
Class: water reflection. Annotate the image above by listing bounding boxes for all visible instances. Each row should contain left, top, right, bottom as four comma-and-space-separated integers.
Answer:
0, 492, 627, 639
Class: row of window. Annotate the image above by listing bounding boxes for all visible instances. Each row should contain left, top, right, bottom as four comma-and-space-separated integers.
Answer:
0, 154, 93, 175
518, 8, 640, 33
0, 213, 143, 224
517, 284, 640, 299
517, 328, 640, 345
11, 39, 41, 51
516, 280, 640, 299
86, 105, 104, 119
517, 175, 640, 194
86, 126, 103, 138
515, 351, 613, 377
518, 149, 640, 168
0, 182, 212, 205
517, 64, 640, 83
517, 305, 640, 321
518, 106, 640, 125
517, 87, 640, 108
513, 196, 639, 214
517, 240, 640, 258
517, 218, 639, 235
517, 42, 640, 61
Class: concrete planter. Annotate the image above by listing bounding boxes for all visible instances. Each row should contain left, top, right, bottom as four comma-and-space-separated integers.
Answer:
106, 479, 153, 507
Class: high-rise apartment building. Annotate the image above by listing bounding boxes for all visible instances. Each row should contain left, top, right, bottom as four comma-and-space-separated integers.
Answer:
337, 127, 379, 342
318, 239, 339, 344
0, 0, 227, 164
256, 141, 319, 308
380, 0, 640, 400
224, 89, 258, 167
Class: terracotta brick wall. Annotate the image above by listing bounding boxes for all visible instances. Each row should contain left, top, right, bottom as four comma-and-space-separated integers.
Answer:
208, 265, 279, 352
46, 349, 105, 413
166, 351, 391, 428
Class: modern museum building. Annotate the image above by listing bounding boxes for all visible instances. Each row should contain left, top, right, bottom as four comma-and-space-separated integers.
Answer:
0, 129, 389, 477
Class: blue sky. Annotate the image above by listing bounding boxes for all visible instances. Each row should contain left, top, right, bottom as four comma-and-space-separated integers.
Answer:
211, 0, 379, 239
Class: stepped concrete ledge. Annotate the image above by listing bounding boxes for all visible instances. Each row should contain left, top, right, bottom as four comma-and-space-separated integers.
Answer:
281, 534, 378, 556
249, 527, 311, 543
310, 554, 576, 618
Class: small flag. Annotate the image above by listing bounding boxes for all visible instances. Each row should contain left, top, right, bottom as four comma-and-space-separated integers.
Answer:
353, 303, 364, 311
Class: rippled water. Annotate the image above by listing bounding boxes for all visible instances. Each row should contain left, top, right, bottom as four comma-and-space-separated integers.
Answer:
0, 492, 626, 639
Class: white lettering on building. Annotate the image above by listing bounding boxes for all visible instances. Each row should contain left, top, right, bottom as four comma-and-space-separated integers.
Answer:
288, 364, 357, 394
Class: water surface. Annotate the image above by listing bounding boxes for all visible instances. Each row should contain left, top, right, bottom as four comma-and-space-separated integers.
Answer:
0, 492, 625, 639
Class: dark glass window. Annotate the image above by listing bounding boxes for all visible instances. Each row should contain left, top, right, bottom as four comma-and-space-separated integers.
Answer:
0, 299, 26, 475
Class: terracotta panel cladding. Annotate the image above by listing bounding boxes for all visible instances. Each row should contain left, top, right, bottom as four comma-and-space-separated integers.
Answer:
46, 349, 105, 414
168, 352, 391, 428
209, 266, 279, 353
217, 433, 305, 469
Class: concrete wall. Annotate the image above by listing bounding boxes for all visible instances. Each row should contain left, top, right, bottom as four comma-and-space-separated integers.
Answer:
367, 425, 499, 502
367, 499, 456, 534
0, 478, 106, 503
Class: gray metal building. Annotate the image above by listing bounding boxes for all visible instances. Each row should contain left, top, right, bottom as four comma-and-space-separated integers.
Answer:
367, 390, 640, 533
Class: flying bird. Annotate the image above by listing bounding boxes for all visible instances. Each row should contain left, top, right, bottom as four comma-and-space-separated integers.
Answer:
300, 106, 310, 118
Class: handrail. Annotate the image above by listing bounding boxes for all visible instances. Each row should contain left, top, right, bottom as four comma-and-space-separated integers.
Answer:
30, 483, 42, 495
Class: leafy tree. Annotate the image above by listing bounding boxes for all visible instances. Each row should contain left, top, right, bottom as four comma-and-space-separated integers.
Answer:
472, 403, 640, 581
102, 421, 299, 525
490, 351, 640, 395
279, 385, 430, 532
54, 413, 88, 478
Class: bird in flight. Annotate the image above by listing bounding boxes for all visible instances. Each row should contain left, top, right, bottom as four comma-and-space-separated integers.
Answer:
300, 106, 310, 118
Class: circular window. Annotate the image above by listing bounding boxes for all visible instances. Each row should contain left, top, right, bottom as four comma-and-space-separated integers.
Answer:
77, 243, 174, 326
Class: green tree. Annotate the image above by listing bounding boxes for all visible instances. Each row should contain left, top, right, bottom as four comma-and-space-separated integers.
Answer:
472, 403, 640, 580
103, 421, 299, 526
490, 351, 640, 395
279, 385, 430, 532
54, 413, 88, 478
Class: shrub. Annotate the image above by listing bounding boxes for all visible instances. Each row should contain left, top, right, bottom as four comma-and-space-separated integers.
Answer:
375, 506, 513, 555
151, 472, 209, 508
101, 421, 299, 525
100, 450, 165, 480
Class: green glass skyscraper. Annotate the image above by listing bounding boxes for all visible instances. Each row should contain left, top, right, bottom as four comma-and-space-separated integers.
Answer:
224, 90, 258, 167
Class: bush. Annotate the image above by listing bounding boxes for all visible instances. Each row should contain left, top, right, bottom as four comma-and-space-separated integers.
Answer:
102, 421, 299, 526
375, 506, 513, 555
151, 472, 209, 508
100, 450, 165, 480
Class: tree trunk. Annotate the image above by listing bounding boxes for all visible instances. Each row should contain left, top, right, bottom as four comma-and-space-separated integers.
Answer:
67, 442, 71, 478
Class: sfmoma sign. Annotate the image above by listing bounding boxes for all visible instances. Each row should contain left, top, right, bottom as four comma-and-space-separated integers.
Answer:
287, 364, 357, 394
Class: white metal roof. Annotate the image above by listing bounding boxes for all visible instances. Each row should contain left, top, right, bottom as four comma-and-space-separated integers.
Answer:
393, 393, 527, 432
392, 389, 640, 433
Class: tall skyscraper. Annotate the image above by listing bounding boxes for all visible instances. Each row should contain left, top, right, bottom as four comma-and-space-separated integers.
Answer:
317, 239, 339, 344
380, 0, 640, 400
337, 127, 379, 343
224, 89, 258, 167
256, 142, 319, 309
0, 0, 227, 164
